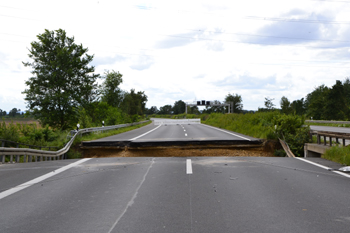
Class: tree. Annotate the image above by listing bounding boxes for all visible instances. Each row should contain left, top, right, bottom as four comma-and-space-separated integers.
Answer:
225, 93, 243, 113
158, 105, 173, 114
291, 98, 306, 115
187, 105, 199, 114
145, 106, 159, 115
0, 109, 6, 116
264, 97, 275, 110
100, 70, 123, 107
323, 80, 348, 120
305, 85, 329, 120
121, 89, 148, 115
22, 29, 99, 129
173, 100, 186, 114
280, 96, 293, 114
204, 100, 225, 113
9, 108, 20, 117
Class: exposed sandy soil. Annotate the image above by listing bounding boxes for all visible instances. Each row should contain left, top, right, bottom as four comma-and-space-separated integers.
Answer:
83, 147, 274, 158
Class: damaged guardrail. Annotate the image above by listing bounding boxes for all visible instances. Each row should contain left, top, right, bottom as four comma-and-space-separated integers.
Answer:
0, 120, 149, 164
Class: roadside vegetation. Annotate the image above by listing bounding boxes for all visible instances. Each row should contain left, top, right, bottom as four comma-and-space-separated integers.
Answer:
1, 29, 149, 159
323, 146, 350, 166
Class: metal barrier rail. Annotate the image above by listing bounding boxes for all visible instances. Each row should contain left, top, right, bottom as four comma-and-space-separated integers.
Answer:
153, 119, 200, 125
0, 121, 149, 164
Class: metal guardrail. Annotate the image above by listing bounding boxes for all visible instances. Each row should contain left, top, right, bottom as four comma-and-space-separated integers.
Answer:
0, 121, 149, 164
279, 138, 295, 158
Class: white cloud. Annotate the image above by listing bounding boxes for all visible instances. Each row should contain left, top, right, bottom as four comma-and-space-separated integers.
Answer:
1, 0, 350, 112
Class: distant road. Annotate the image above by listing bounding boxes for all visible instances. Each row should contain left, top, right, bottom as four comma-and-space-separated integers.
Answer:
83, 120, 260, 148
310, 125, 350, 134
1, 157, 350, 232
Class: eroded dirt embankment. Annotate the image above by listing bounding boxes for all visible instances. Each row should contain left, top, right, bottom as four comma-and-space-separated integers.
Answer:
82, 140, 279, 158
83, 147, 273, 158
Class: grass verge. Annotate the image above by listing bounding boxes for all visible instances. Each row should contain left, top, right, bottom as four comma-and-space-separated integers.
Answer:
323, 146, 350, 166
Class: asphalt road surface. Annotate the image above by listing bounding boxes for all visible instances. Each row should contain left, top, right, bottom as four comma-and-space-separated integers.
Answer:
1, 122, 350, 232
91, 121, 258, 142
310, 125, 350, 134
1, 157, 350, 233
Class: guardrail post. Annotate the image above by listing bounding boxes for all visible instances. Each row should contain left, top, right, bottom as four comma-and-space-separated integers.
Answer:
28, 155, 32, 162
10, 155, 13, 163
317, 134, 320, 144
23, 155, 27, 163
330, 137, 333, 146
1, 155, 5, 164
324, 136, 327, 145
343, 138, 346, 146
34, 156, 37, 162
16, 143, 19, 163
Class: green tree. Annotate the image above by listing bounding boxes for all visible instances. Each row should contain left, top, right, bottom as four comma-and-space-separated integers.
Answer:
173, 100, 186, 114
323, 80, 348, 120
158, 105, 172, 114
121, 89, 148, 115
280, 96, 293, 114
225, 93, 243, 113
187, 105, 199, 114
22, 29, 99, 129
9, 108, 20, 117
264, 97, 275, 110
100, 70, 123, 107
305, 85, 329, 120
291, 98, 306, 115
145, 106, 159, 115
204, 100, 225, 113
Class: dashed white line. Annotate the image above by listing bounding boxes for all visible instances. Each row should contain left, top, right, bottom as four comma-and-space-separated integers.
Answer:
186, 159, 193, 174
185, 133, 187, 136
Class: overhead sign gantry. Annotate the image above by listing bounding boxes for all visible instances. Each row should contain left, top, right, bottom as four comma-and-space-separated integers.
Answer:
185, 100, 231, 114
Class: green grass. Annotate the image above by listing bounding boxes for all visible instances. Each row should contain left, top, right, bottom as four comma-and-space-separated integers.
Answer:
74, 121, 151, 144
323, 145, 350, 166
201, 112, 278, 139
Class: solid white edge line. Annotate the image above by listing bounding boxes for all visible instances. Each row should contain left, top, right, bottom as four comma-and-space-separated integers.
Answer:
200, 124, 251, 141
0, 158, 92, 200
130, 124, 162, 141
186, 159, 193, 174
296, 157, 350, 178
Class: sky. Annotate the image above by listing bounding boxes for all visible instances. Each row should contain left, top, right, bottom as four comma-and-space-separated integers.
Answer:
1, 0, 350, 112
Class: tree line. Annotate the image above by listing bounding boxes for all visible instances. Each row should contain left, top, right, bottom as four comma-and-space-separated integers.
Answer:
22, 29, 147, 130
146, 93, 243, 115
279, 79, 350, 120
0, 108, 23, 117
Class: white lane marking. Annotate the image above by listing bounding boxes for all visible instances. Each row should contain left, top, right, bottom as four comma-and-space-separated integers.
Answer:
296, 158, 350, 178
108, 158, 155, 233
184, 130, 186, 132
186, 159, 193, 174
201, 124, 251, 141
130, 124, 162, 141
0, 158, 91, 200
185, 133, 188, 136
